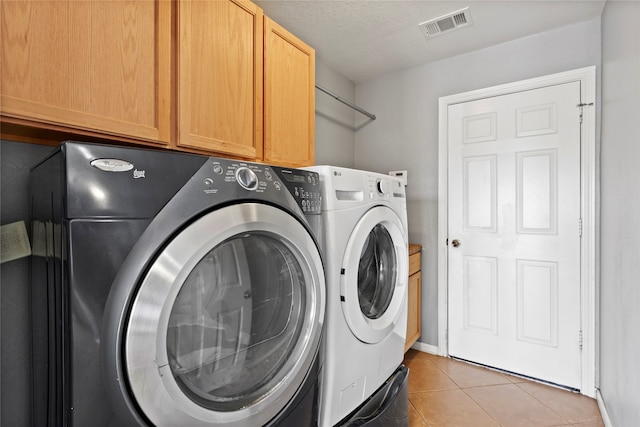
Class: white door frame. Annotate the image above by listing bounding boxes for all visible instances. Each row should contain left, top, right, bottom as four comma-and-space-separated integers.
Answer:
437, 66, 597, 397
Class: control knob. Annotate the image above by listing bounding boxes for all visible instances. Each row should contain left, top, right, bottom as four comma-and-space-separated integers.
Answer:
376, 178, 390, 196
236, 167, 258, 191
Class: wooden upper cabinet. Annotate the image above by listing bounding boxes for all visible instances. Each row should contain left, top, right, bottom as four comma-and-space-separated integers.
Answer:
0, 0, 171, 144
263, 17, 315, 167
177, 0, 263, 160
1, 0, 315, 166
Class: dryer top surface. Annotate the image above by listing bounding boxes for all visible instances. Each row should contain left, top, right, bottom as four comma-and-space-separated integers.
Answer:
34, 141, 321, 222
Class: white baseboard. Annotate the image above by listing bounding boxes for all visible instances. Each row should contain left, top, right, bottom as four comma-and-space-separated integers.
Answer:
596, 389, 613, 427
410, 341, 439, 355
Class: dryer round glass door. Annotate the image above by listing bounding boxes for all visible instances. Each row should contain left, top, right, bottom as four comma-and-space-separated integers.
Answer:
124, 203, 325, 427
340, 206, 408, 344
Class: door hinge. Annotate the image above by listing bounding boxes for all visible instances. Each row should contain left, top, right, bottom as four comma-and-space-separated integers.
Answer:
577, 102, 594, 123
579, 330, 583, 351
579, 217, 583, 237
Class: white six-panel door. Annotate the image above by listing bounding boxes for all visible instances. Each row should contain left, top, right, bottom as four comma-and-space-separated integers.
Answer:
447, 81, 582, 389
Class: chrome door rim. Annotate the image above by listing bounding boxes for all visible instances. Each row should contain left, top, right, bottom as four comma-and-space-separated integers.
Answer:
124, 203, 325, 427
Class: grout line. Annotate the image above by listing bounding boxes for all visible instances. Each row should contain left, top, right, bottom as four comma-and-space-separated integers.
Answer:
457, 386, 502, 426
513, 382, 573, 425
407, 398, 430, 427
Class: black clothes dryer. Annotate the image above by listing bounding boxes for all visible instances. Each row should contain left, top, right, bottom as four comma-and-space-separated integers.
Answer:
30, 142, 325, 427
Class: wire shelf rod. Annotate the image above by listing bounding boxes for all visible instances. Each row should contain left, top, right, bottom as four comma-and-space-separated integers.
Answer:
315, 84, 376, 120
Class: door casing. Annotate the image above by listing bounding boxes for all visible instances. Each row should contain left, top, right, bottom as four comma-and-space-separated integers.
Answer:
437, 66, 597, 397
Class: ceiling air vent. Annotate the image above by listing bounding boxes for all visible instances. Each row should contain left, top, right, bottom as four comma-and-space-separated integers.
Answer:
419, 7, 472, 39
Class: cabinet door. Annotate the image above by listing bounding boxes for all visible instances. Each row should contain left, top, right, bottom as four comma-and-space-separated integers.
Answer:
264, 17, 315, 167
177, 0, 263, 159
405, 271, 421, 353
1, 0, 171, 144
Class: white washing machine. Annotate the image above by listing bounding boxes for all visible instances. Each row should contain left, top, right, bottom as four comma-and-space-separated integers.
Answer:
305, 166, 409, 427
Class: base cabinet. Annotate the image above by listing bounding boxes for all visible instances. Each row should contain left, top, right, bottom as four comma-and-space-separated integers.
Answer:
405, 245, 422, 352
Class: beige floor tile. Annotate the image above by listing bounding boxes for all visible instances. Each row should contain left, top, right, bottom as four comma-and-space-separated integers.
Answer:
570, 420, 605, 427
408, 401, 429, 427
502, 373, 534, 384
401, 351, 604, 427
406, 348, 442, 362
410, 389, 499, 426
405, 358, 459, 393
404, 349, 428, 361
517, 381, 602, 424
464, 384, 567, 426
431, 359, 514, 389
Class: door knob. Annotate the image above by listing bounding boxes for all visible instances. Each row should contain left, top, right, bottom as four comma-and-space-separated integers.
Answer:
451, 239, 461, 247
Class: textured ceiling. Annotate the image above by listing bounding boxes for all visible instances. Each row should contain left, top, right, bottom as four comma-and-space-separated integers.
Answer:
254, 0, 606, 83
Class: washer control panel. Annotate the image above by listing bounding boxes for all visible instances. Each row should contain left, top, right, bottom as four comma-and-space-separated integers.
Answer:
366, 174, 405, 200
275, 167, 322, 214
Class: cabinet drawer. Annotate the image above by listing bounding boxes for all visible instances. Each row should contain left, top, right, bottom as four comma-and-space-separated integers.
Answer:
409, 252, 421, 276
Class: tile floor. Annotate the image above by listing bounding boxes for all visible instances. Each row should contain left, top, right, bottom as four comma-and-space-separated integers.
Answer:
403, 349, 604, 427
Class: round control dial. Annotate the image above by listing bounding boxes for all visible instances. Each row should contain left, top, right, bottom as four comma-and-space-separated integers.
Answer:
376, 178, 390, 196
236, 167, 259, 190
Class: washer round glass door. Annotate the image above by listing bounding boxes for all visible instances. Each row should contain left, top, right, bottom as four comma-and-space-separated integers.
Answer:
341, 206, 407, 344
124, 203, 325, 427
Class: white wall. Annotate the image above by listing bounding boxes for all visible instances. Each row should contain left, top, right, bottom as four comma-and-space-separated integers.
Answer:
355, 18, 601, 347
599, 1, 640, 425
314, 58, 356, 167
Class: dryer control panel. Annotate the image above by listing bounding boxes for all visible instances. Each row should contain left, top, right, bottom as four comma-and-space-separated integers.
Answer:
200, 158, 322, 215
